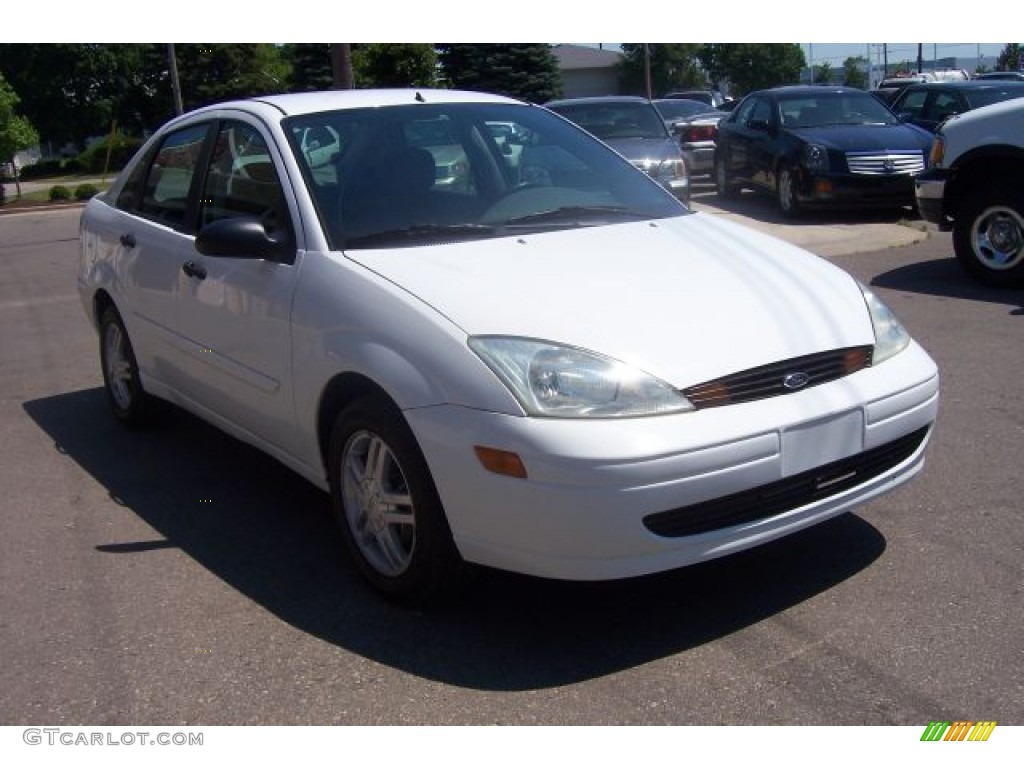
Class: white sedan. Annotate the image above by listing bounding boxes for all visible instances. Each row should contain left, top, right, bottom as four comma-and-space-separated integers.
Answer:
78, 89, 939, 603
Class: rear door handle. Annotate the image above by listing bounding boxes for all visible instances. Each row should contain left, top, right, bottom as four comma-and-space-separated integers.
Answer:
181, 260, 207, 280
119, 233, 136, 248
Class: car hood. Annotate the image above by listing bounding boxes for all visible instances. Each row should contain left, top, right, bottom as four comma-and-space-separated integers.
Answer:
344, 213, 875, 388
787, 123, 932, 152
602, 136, 682, 164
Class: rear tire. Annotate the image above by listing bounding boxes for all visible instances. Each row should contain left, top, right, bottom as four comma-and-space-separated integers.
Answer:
952, 188, 1024, 288
327, 394, 463, 604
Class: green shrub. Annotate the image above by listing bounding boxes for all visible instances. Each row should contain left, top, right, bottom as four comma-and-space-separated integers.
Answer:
20, 159, 66, 180
77, 136, 145, 175
49, 185, 72, 201
74, 183, 100, 200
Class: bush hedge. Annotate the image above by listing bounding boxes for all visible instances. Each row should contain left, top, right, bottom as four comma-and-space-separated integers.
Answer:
78, 136, 144, 175
74, 183, 100, 201
49, 185, 72, 201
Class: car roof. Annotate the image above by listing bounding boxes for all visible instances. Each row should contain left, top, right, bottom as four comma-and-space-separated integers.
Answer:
898, 80, 1024, 91
750, 85, 868, 97
545, 96, 653, 107
180, 89, 524, 119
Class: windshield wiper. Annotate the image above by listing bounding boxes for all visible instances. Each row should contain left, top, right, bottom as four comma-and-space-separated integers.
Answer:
502, 205, 653, 226
343, 223, 498, 249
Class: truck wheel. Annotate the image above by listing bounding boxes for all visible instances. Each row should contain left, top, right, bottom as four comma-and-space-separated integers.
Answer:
953, 188, 1024, 288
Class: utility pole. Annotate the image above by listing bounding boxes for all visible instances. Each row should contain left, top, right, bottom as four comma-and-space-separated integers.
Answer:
331, 44, 355, 89
643, 44, 652, 100
917, 44, 923, 75
167, 44, 184, 116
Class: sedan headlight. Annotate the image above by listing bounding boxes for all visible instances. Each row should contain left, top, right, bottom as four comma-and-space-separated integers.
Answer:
468, 337, 694, 418
859, 284, 910, 364
802, 143, 830, 173
655, 158, 686, 182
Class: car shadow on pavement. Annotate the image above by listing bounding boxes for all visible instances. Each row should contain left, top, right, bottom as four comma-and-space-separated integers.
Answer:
871, 254, 1024, 312
692, 189, 920, 226
24, 388, 887, 692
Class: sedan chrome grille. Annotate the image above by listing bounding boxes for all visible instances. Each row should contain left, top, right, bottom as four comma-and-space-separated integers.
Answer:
643, 426, 930, 538
683, 346, 872, 409
846, 151, 924, 176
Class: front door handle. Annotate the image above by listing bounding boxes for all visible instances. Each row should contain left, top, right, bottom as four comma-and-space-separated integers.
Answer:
119, 233, 136, 248
181, 260, 207, 280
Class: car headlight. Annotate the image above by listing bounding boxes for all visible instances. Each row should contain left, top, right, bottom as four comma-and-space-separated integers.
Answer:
928, 134, 945, 168
859, 284, 910, 364
468, 337, 694, 418
656, 158, 686, 182
802, 143, 829, 173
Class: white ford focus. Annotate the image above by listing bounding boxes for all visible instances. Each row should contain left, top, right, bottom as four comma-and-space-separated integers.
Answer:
78, 89, 939, 602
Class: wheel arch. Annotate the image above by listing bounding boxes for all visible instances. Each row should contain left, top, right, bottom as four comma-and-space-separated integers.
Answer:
947, 146, 1024, 220
315, 372, 401, 476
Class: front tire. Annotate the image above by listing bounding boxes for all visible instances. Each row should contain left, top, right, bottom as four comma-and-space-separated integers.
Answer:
98, 305, 152, 426
327, 394, 462, 603
776, 165, 801, 218
952, 188, 1024, 288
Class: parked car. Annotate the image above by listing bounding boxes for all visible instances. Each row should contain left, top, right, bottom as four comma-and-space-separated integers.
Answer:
545, 96, 689, 202
714, 86, 933, 216
79, 89, 939, 603
915, 97, 1024, 287
654, 98, 727, 177
972, 71, 1024, 81
664, 89, 731, 109
889, 80, 1024, 132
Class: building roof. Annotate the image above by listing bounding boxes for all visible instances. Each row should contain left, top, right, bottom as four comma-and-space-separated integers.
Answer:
553, 44, 624, 71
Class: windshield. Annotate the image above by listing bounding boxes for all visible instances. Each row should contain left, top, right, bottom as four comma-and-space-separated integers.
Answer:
546, 101, 670, 141
779, 93, 900, 128
284, 102, 686, 249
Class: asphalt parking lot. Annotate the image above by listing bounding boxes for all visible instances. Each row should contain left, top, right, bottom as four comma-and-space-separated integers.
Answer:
0, 204, 1021, 727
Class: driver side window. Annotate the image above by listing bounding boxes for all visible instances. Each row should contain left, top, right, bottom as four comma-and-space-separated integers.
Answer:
199, 121, 292, 242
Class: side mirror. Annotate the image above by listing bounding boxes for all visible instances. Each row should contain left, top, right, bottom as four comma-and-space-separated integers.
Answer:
748, 118, 771, 132
195, 217, 292, 262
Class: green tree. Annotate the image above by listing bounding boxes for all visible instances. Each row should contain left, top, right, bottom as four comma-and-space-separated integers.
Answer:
843, 56, 868, 89
699, 44, 806, 97
286, 44, 334, 92
618, 44, 704, 96
174, 44, 288, 111
438, 44, 562, 102
351, 44, 438, 87
996, 43, 1022, 72
812, 62, 833, 84
0, 73, 40, 200
0, 44, 174, 148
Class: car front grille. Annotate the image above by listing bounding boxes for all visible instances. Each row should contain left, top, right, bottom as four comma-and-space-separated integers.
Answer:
642, 425, 930, 538
682, 346, 873, 410
845, 151, 924, 175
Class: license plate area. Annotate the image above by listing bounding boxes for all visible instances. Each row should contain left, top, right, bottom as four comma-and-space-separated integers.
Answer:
782, 410, 864, 476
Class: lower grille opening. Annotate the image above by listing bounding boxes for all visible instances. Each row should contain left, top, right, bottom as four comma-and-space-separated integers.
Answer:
642, 426, 931, 538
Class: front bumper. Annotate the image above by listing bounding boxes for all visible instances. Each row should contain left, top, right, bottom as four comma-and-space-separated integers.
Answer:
914, 167, 951, 228
406, 342, 939, 581
797, 170, 918, 209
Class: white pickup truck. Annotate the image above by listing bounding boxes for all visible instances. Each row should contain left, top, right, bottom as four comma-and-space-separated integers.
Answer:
914, 97, 1024, 287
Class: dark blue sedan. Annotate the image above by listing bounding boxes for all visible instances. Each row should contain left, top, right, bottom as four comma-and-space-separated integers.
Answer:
713, 86, 933, 217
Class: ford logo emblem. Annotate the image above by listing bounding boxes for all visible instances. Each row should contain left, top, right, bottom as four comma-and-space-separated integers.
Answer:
783, 372, 811, 390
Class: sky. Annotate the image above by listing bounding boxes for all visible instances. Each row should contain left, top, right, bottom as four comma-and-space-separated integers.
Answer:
5, 2, 1019, 44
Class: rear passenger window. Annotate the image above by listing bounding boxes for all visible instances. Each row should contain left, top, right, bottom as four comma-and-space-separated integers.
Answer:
137, 123, 209, 229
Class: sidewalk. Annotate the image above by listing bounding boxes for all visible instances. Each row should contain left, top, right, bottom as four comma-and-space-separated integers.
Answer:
689, 189, 929, 258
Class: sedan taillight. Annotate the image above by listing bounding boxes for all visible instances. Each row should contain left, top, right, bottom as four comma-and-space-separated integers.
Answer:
680, 124, 718, 143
